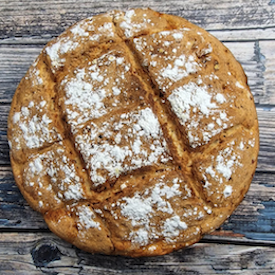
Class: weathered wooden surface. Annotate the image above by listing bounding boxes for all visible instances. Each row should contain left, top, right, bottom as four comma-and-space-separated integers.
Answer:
2, 166, 275, 244
1, 33, 275, 105
1, 0, 275, 37
1, 0, 275, 273
1, 232, 275, 275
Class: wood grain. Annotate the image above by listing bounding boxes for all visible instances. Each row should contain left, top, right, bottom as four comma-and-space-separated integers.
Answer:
1, 168, 275, 242
0, 0, 275, 272
0, 167, 47, 229
0, 232, 275, 274
257, 108, 275, 172
0, 46, 42, 103
0, 0, 275, 40
1, 39, 275, 104
0, 105, 10, 165
6, 106, 275, 168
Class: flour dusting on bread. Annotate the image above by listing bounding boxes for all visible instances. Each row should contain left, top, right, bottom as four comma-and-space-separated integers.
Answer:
8, 8, 259, 257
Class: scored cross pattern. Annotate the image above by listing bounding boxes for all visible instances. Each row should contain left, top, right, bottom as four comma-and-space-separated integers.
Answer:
7, 8, 259, 257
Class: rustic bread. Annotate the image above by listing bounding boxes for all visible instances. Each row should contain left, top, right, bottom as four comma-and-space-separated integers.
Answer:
8, 8, 259, 257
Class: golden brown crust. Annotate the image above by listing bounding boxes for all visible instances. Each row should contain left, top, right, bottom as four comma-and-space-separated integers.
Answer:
8, 8, 259, 257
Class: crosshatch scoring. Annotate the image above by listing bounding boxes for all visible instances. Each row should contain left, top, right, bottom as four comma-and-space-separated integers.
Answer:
7, 8, 259, 257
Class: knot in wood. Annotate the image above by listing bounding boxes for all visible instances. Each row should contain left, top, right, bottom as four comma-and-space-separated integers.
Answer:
31, 242, 61, 267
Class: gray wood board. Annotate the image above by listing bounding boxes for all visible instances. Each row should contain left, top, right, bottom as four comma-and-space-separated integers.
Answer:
0, 0, 275, 272
4, 106, 275, 167
1, 165, 275, 243
1, 39, 275, 105
1, 0, 275, 39
0, 232, 275, 274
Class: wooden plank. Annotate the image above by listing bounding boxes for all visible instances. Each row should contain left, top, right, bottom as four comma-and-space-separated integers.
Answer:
0, 0, 274, 272
224, 41, 275, 105
0, 105, 10, 166
1, 25, 275, 46
223, 41, 265, 104
3, 106, 275, 168
256, 108, 275, 172
0, 40, 274, 104
1, 168, 275, 241
209, 27, 275, 42
0, 0, 275, 40
0, 167, 47, 229
0, 232, 275, 274
219, 172, 275, 241
259, 41, 275, 105
0, 46, 42, 103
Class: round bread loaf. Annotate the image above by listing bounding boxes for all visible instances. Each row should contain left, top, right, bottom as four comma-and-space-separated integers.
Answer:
8, 8, 259, 257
